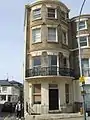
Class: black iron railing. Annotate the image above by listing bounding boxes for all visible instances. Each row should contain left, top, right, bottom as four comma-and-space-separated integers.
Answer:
25, 66, 74, 77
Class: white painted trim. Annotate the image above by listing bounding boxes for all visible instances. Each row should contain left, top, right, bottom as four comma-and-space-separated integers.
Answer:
70, 47, 90, 51
47, 25, 57, 28
75, 18, 88, 22
55, 9, 57, 19
76, 33, 89, 37
32, 25, 41, 29
29, 50, 69, 57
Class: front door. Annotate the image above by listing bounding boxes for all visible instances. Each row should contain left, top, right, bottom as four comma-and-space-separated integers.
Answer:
49, 89, 59, 110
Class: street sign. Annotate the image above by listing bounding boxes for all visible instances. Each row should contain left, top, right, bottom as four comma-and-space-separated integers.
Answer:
79, 76, 85, 83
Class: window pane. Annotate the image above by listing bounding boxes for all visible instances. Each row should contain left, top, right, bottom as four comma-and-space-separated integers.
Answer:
33, 8, 41, 19
2, 86, 7, 92
33, 56, 41, 66
33, 84, 41, 104
48, 28, 56, 41
1, 95, 6, 100
33, 95, 41, 104
32, 28, 41, 42
48, 8, 55, 18
81, 58, 89, 76
33, 84, 41, 93
79, 21, 85, 29
48, 55, 57, 66
80, 36, 87, 47
65, 84, 69, 104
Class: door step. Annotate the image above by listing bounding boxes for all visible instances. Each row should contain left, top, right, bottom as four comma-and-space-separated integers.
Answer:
49, 110, 61, 114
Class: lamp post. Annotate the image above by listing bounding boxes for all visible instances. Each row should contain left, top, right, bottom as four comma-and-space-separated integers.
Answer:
78, 0, 87, 120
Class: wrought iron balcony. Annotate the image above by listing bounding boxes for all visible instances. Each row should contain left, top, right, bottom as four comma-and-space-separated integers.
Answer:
25, 66, 74, 77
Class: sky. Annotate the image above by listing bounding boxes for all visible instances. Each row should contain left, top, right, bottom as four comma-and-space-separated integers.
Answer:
0, 0, 90, 83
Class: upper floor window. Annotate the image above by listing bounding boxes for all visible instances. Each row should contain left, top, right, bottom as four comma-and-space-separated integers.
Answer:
32, 28, 41, 43
48, 8, 57, 19
33, 8, 41, 20
79, 36, 88, 47
62, 31, 68, 45
48, 27, 57, 42
48, 55, 57, 66
32, 56, 41, 67
77, 20, 87, 31
81, 58, 89, 77
2, 86, 7, 92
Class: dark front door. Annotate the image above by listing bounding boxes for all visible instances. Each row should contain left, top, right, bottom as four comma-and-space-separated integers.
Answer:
49, 89, 59, 110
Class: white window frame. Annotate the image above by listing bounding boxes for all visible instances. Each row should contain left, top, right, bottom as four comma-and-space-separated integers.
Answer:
77, 20, 87, 31
47, 8, 57, 19
77, 35, 89, 48
47, 27, 58, 42
32, 26, 41, 43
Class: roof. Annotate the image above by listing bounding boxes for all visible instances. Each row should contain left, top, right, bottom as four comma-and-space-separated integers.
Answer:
9, 80, 22, 85
71, 14, 90, 21
0, 80, 12, 86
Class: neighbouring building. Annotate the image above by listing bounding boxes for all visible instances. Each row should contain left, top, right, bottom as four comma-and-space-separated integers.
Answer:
0, 79, 22, 104
70, 14, 90, 111
24, 0, 75, 117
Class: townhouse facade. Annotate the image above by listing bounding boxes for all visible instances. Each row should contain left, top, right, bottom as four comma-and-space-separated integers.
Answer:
24, 0, 75, 117
24, 0, 90, 118
0, 80, 21, 104
70, 14, 90, 108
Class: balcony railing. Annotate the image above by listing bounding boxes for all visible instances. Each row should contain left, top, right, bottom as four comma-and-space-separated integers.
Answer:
25, 66, 74, 77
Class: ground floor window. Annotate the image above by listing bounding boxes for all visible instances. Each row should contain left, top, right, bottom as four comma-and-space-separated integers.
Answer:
0, 95, 6, 101
33, 84, 41, 104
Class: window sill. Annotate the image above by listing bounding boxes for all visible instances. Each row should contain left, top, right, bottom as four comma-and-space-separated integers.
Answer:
77, 28, 87, 31
46, 17, 58, 20
32, 41, 42, 45
47, 41, 58, 43
32, 17, 42, 22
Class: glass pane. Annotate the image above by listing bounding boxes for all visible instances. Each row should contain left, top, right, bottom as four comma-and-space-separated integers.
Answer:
33, 56, 41, 66
48, 28, 56, 41
32, 28, 41, 42
51, 55, 57, 65
80, 36, 87, 47
79, 21, 85, 29
33, 84, 41, 93
48, 8, 55, 18
33, 8, 41, 19
33, 95, 41, 104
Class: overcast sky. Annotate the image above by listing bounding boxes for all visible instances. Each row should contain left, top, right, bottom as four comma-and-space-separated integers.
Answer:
0, 0, 90, 83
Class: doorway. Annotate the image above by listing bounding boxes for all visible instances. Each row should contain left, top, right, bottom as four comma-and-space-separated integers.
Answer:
49, 89, 59, 110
